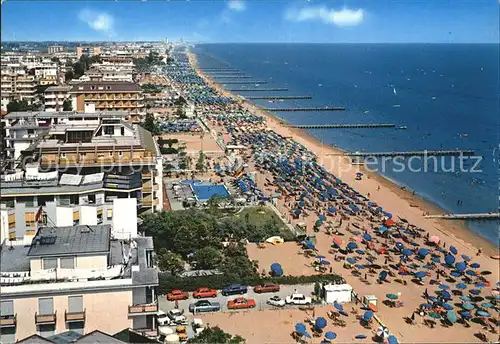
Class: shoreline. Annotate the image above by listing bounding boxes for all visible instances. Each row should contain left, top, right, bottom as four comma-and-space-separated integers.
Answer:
187, 51, 498, 257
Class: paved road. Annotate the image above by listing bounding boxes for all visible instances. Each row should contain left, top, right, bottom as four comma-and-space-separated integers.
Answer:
158, 283, 315, 316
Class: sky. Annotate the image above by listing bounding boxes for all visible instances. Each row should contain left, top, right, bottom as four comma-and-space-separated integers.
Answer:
2, 0, 499, 43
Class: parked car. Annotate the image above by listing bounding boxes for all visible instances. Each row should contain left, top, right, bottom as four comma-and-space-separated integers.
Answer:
157, 310, 171, 326
285, 293, 312, 305
267, 296, 286, 307
189, 300, 221, 313
221, 284, 248, 296
167, 289, 189, 301
227, 297, 256, 310
254, 282, 280, 293
167, 309, 187, 324
193, 287, 217, 298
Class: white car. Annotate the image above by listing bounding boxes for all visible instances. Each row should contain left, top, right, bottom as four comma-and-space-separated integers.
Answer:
285, 293, 312, 305
267, 296, 286, 307
167, 309, 187, 324
157, 310, 171, 326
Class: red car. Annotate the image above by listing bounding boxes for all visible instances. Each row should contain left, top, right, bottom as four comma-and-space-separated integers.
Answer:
193, 287, 217, 298
253, 282, 280, 293
167, 289, 189, 301
227, 297, 256, 310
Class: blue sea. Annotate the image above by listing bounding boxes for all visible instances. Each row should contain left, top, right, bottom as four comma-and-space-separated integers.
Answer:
193, 44, 500, 244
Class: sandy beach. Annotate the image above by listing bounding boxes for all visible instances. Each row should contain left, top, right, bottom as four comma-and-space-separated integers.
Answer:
185, 51, 499, 343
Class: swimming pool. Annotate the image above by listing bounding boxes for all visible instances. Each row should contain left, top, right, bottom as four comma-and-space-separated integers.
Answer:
192, 184, 230, 201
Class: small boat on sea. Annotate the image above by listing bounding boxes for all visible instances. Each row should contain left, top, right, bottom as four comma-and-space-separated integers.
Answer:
393, 104, 401, 107
397, 126, 408, 130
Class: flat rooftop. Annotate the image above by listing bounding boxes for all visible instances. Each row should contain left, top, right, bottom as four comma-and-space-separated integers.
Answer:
4, 110, 129, 120
27, 225, 111, 257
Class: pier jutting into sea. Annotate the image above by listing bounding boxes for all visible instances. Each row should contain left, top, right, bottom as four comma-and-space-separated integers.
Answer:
288, 124, 396, 129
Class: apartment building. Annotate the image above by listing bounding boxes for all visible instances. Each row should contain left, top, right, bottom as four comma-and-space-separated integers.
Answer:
47, 46, 64, 55
44, 86, 72, 112
1, 111, 163, 212
0, 224, 159, 342
69, 81, 145, 122
76, 46, 101, 59
0, 66, 37, 110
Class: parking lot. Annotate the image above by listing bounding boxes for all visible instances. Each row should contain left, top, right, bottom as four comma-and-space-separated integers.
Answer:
158, 284, 315, 315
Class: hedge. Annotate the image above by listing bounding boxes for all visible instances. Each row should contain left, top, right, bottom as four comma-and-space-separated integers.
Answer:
157, 273, 345, 295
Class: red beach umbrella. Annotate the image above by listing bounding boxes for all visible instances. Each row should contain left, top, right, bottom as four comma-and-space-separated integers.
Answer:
385, 219, 395, 227
429, 235, 440, 244
332, 237, 343, 246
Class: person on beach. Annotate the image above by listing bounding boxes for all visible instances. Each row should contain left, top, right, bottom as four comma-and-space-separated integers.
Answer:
477, 247, 482, 256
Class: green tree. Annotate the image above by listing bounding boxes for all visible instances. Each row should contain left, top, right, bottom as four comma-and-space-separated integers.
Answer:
188, 326, 245, 344
196, 151, 205, 172
195, 246, 222, 270
62, 99, 72, 111
141, 113, 160, 135
73, 62, 85, 78
157, 249, 184, 275
65, 70, 74, 82
7, 100, 36, 113
51, 57, 60, 64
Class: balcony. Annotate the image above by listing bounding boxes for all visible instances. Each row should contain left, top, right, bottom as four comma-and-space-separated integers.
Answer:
0, 315, 17, 328
65, 309, 86, 322
142, 198, 159, 207
40, 156, 155, 168
35, 312, 56, 325
128, 303, 158, 315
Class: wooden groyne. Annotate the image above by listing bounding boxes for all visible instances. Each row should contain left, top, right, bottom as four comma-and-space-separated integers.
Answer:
264, 106, 345, 112
246, 96, 313, 100
329, 150, 475, 157
425, 213, 500, 220
289, 124, 395, 129
221, 81, 268, 84
229, 88, 289, 92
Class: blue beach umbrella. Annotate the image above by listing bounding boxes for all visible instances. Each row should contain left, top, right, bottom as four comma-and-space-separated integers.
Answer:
456, 283, 467, 290
387, 335, 399, 344
334, 302, 344, 313
480, 302, 494, 309
347, 242, 358, 250
295, 323, 306, 334
440, 291, 452, 300
442, 303, 454, 311
455, 262, 467, 272
355, 334, 367, 339
447, 310, 458, 324
475, 282, 486, 288
449, 246, 458, 255
395, 242, 404, 250
428, 296, 439, 304
450, 271, 462, 277
470, 289, 481, 295
362, 311, 374, 322
465, 270, 476, 277
402, 248, 413, 256
379, 271, 388, 282
415, 271, 427, 279
325, 332, 337, 340
431, 257, 441, 263
420, 303, 432, 309
355, 264, 365, 270
320, 260, 331, 265
461, 254, 471, 262
460, 295, 472, 302
470, 263, 480, 269
355, 249, 365, 255
445, 254, 456, 266
439, 284, 450, 290
423, 265, 433, 269
319, 215, 327, 221
316, 255, 326, 259
460, 311, 472, 319
418, 248, 429, 257
315, 317, 327, 330
476, 310, 490, 317
363, 233, 372, 242
346, 257, 356, 264
303, 332, 312, 339
379, 226, 388, 234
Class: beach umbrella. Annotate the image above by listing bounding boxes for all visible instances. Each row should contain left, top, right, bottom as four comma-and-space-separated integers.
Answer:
470, 289, 481, 295
363, 233, 372, 242
395, 242, 404, 250
428, 312, 441, 319
480, 302, 493, 309
456, 283, 467, 290
450, 271, 462, 277
444, 254, 456, 266
480, 270, 491, 276
324, 332, 337, 340
316, 255, 326, 259
475, 282, 486, 288
449, 246, 458, 255
429, 235, 440, 244
376, 326, 389, 339
423, 265, 433, 269
465, 270, 476, 277
304, 240, 315, 250
402, 248, 413, 256
295, 323, 306, 334
315, 317, 327, 330
420, 303, 432, 309
334, 302, 344, 313
470, 263, 480, 269
442, 303, 454, 311
418, 248, 429, 257
476, 310, 489, 317
346, 257, 356, 264
320, 260, 331, 265
386, 293, 399, 300
355, 264, 365, 270
355, 334, 367, 340
319, 215, 327, 221
379, 271, 388, 282
460, 295, 472, 302
355, 249, 365, 255
362, 311, 374, 322
431, 257, 441, 263
379, 226, 389, 234
428, 296, 439, 304
332, 237, 343, 246
347, 242, 358, 250
387, 335, 398, 344
461, 254, 471, 262
415, 271, 427, 279
439, 284, 450, 290
447, 310, 457, 323
303, 332, 312, 339
455, 262, 467, 272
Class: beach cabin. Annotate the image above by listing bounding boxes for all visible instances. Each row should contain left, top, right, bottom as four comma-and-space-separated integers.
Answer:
323, 283, 353, 304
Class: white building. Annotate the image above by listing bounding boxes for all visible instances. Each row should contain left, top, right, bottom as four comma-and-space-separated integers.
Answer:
43, 86, 72, 112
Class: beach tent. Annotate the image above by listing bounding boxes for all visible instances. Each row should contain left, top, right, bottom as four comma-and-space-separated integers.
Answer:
418, 248, 429, 257
455, 262, 467, 272
449, 246, 458, 255
362, 311, 374, 322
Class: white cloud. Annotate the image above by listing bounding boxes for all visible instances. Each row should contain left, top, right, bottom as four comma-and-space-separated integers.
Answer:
78, 9, 115, 35
227, 0, 246, 12
285, 6, 364, 27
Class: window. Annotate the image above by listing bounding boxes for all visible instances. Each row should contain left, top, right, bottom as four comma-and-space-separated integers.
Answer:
0, 300, 14, 317
61, 152, 67, 158
68, 321, 84, 335
106, 209, 113, 220
68, 296, 83, 313
42, 258, 58, 270
28, 129, 34, 135
25, 212, 35, 227
60, 257, 75, 269
88, 194, 96, 204
38, 298, 54, 315
118, 151, 123, 156
104, 126, 114, 135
